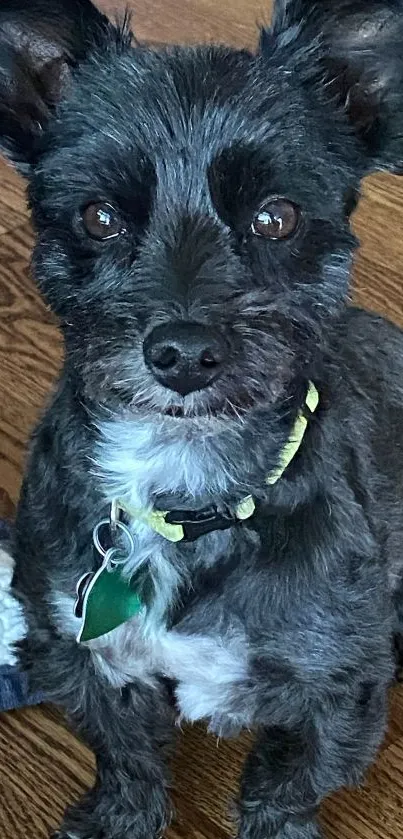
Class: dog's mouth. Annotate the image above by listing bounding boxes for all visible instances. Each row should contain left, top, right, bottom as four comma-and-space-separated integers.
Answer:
108, 381, 261, 422
161, 389, 267, 420
124, 368, 286, 422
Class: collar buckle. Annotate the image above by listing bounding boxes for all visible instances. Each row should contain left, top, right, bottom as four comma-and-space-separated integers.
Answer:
165, 505, 236, 542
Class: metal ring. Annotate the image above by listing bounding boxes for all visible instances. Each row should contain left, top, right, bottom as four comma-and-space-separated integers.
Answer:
104, 546, 127, 572
93, 518, 135, 559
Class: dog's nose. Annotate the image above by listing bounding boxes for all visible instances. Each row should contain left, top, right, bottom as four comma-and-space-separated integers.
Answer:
143, 321, 228, 396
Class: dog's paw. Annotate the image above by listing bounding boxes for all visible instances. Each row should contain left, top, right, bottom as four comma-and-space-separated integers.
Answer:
51, 829, 108, 839
50, 821, 106, 839
51, 803, 168, 839
51, 831, 99, 839
238, 811, 323, 839
52, 779, 170, 839
51, 830, 164, 839
51, 833, 86, 839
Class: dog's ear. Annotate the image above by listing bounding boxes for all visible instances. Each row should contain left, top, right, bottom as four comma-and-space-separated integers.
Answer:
0, 0, 110, 171
264, 0, 403, 173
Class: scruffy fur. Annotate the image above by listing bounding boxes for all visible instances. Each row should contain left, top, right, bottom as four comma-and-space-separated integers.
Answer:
2, 1, 403, 837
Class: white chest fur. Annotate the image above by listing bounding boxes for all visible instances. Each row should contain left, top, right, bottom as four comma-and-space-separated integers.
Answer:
52, 416, 251, 734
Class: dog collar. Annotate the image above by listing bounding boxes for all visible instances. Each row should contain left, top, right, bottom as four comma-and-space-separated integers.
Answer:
74, 381, 318, 643
116, 381, 319, 542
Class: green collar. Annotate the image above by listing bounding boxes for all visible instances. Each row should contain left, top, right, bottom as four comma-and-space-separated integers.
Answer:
117, 381, 319, 542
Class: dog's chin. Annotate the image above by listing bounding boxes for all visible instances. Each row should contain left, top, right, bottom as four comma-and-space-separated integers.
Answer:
124, 405, 247, 442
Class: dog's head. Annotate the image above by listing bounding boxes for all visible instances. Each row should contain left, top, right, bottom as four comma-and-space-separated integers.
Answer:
0, 0, 402, 430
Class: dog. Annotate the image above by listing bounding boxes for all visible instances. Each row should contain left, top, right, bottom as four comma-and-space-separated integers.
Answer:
1, 0, 403, 836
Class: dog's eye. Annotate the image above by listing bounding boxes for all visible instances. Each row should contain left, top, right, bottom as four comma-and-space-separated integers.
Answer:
251, 199, 300, 240
81, 202, 126, 241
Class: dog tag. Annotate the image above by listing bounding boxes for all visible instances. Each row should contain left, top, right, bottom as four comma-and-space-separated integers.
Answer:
75, 515, 142, 644
75, 555, 142, 643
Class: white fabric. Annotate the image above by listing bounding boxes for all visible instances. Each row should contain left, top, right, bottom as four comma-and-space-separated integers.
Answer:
0, 547, 26, 666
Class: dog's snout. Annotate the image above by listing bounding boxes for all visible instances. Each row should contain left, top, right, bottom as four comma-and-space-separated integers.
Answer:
143, 322, 228, 396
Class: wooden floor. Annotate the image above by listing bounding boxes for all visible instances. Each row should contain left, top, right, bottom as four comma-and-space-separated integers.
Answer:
1, 1, 403, 837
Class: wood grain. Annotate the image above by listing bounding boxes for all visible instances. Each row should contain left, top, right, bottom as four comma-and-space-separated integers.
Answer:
1, 2, 403, 838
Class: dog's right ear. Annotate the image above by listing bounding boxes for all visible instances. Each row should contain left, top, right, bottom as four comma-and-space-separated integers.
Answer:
0, 0, 110, 172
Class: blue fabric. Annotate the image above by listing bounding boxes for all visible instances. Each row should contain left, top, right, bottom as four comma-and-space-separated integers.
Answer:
0, 664, 43, 712
0, 519, 44, 712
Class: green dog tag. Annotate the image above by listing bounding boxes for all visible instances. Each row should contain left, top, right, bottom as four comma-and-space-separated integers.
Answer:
75, 560, 142, 643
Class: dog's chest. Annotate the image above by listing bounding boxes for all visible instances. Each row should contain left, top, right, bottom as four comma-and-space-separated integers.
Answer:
81, 423, 252, 732
97, 528, 250, 733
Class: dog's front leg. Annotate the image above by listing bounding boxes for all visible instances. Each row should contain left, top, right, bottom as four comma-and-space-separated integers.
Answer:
35, 641, 175, 839
237, 684, 388, 839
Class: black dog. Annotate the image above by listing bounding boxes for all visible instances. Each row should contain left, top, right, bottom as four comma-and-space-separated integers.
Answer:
2, 0, 403, 836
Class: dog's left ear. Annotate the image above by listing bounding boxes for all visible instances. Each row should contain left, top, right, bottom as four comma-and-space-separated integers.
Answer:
0, 0, 111, 172
263, 0, 403, 173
